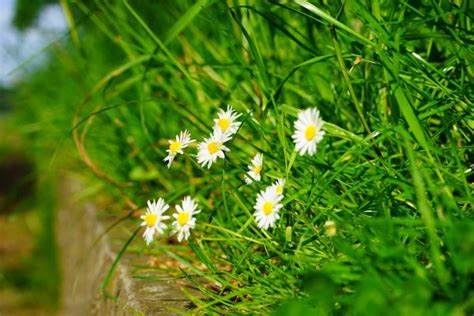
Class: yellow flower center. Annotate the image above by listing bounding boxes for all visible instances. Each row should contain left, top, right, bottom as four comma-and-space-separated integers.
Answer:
207, 142, 221, 155
169, 141, 182, 154
326, 226, 337, 236
305, 125, 317, 141
253, 165, 262, 175
177, 212, 189, 226
263, 202, 274, 216
275, 185, 284, 194
324, 221, 337, 237
217, 118, 230, 131
144, 213, 158, 228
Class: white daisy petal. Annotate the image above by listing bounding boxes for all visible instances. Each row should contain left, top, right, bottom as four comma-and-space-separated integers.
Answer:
141, 197, 170, 245
244, 153, 263, 185
163, 130, 195, 168
253, 186, 284, 230
244, 175, 253, 185
292, 108, 325, 156
172, 196, 201, 242
197, 130, 230, 169
270, 178, 286, 195
213, 104, 242, 138
143, 229, 154, 245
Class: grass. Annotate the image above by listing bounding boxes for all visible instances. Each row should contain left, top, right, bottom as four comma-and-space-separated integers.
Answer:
11, 0, 473, 314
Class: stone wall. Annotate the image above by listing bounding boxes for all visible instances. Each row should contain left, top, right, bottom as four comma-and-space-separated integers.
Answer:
56, 178, 196, 315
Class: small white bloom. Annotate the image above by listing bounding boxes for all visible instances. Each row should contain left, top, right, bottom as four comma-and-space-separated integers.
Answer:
254, 187, 283, 230
172, 196, 201, 242
324, 220, 337, 237
244, 153, 263, 184
197, 131, 231, 169
213, 104, 242, 137
140, 198, 170, 245
292, 108, 325, 156
163, 130, 195, 168
270, 178, 286, 195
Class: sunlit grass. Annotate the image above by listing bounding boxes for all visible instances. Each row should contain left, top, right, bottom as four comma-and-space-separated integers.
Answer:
12, 0, 473, 314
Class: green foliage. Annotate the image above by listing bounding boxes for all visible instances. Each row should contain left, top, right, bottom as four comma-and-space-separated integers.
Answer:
13, 0, 473, 314
12, 0, 55, 30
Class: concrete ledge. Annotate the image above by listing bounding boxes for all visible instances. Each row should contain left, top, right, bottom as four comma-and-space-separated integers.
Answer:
56, 177, 196, 315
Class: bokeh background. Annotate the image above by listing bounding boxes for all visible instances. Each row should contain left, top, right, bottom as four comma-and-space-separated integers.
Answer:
1, 1, 67, 314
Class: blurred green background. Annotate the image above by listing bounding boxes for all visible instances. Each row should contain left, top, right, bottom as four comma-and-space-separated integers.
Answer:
1, 1, 63, 314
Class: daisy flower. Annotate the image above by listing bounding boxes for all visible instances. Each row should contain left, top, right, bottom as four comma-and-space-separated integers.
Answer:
324, 220, 337, 237
172, 196, 201, 242
292, 108, 325, 156
163, 130, 195, 168
244, 153, 263, 184
197, 131, 231, 169
140, 198, 170, 245
254, 187, 283, 230
213, 104, 242, 137
270, 178, 286, 195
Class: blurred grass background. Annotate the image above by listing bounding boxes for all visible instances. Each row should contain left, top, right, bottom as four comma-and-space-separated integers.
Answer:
1, 1, 62, 313
1, 0, 473, 314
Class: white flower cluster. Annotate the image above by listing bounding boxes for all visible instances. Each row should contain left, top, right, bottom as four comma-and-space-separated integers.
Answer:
141, 106, 327, 244
140, 196, 201, 244
197, 105, 241, 168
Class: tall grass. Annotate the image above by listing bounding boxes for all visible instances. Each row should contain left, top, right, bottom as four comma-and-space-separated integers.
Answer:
14, 0, 473, 314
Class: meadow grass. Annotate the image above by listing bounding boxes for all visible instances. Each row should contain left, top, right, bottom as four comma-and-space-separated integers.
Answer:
12, 0, 473, 314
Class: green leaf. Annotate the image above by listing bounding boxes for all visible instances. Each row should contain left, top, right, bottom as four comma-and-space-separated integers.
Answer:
165, 0, 211, 45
